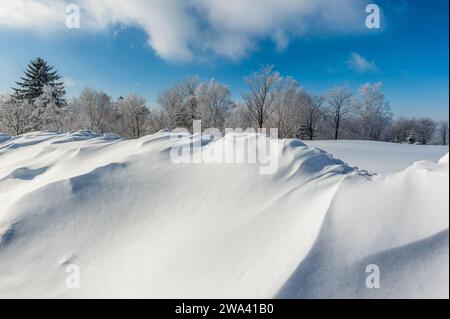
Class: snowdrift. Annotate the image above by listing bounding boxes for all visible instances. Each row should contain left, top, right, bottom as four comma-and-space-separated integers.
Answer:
0, 131, 448, 298
306, 139, 449, 174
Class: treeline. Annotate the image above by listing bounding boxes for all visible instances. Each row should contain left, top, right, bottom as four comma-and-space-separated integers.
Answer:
0, 58, 448, 145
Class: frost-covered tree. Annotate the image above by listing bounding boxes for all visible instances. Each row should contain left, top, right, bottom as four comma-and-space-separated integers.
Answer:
225, 102, 253, 129
300, 94, 324, 140
0, 86, 67, 135
415, 118, 437, 145
62, 97, 88, 133
325, 87, 353, 140
147, 109, 169, 133
180, 77, 201, 130
438, 120, 449, 145
390, 117, 418, 143
390, 117, 438, 144
197, 80, 234, 129
355, 83, 392, 140
73, 88, 113, 133
158, 77, 201, 131
13, 57, 65, 107
158, 84, 188, 129
243, 65, 282, 129
0, 95, 33, 135
269, 79, 303, 138
406, 131, 416, 144
117, 94, 150, 138
183, 94, 201, 127
31, 85, 67, 131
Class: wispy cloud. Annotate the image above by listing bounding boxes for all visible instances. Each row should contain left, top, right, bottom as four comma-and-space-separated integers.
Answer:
62, 76, 76, 87
347, 52, 378, 73
0, 0, 369, 62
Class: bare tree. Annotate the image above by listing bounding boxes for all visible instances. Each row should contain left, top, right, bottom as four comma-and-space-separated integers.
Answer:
300, 93, 324, 140
438, 120, 449, 145
355, 83, 392, 140
74, 88, 113, 133
242, 65, 282, 129
415, 118, 437, 145
158, 85, 185, 129
158, 77, 200, 130
225, 102, 252, 129
390, 117, 416, 143
325, 87, 353, 140
197, 80, 234, 129
268, 79, 304, 138
63, 96, 89, 133
147, 109, 169, 133
117, 94, 150, 138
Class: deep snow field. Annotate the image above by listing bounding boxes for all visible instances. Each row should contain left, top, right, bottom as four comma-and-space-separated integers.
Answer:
306, 140, 449, 174
0, 131, 448, 298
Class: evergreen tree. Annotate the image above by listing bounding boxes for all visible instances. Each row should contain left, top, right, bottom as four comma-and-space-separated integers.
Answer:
13, 57, 66, 107
406, 131, 416, 144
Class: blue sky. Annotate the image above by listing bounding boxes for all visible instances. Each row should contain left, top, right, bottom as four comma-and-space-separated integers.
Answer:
0, 0, 448, 120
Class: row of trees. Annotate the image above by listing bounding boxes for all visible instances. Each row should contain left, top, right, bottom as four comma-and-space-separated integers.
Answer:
0, 58, 448, 145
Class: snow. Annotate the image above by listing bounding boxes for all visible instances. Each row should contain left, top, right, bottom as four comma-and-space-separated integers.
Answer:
0, 131, 448, 298
0, 134, 10, 144
305, 140, 449, 174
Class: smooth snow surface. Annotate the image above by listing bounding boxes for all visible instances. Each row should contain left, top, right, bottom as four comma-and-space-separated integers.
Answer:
0, 131, 448, 298
306, 140, 449, 174
0, 134, 10, 144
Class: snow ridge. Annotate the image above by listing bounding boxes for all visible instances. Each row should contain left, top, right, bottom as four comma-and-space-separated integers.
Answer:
0, 131, 448, 298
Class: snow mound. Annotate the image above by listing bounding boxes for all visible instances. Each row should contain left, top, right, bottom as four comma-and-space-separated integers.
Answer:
0, 131, 448, 298
279, 158, 449, 298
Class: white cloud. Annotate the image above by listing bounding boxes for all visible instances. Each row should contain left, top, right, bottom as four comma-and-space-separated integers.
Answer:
347, 52, 378, 73
62, 76, 76, 87
0, 0, 67, 30
359, 81, 382, 94
0, 0, 368, 62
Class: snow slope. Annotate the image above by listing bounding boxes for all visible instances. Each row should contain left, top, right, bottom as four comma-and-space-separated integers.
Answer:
306, 140, 449, 174
0, 134, 10, 144
0, 131, 448, 298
